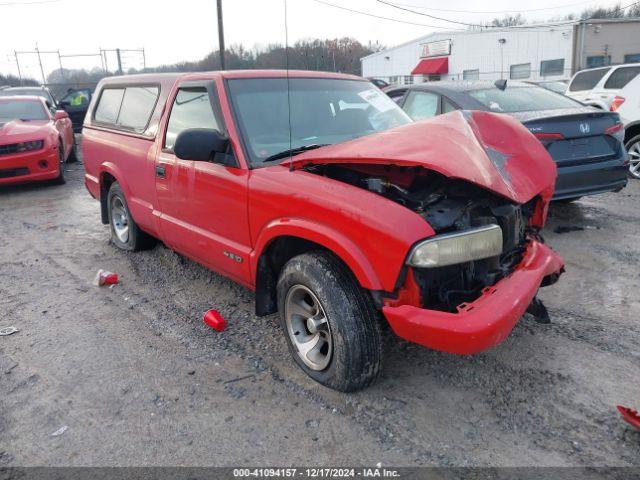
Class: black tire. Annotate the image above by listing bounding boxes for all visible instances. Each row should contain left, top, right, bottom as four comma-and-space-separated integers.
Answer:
52, 146, 66, 185
66, 139, 79, 163
107, 182, 155, 251
625, 134, 640, 179
277, 251, 382, 392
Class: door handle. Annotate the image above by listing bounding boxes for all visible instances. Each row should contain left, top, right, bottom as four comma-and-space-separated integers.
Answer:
156, 165, 166, 178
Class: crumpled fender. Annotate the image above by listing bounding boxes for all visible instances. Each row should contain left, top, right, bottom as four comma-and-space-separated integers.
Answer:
288, 110, 557, 205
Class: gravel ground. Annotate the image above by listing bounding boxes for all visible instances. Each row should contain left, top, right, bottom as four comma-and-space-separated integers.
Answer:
0, 149, 639, 467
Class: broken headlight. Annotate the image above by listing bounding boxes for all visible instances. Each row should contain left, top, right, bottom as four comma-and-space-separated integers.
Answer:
407, 224, 503, 268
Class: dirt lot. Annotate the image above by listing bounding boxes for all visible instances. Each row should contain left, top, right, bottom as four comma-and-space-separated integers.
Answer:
0, 149, 639, 467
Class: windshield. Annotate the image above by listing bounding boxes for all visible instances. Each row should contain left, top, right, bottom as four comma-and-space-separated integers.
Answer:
469, 86, 581, 112
227, 77, 412, 168
0, 89, 52, 103
0, 100, 48, 121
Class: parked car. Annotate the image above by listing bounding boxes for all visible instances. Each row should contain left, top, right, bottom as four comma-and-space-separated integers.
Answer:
566, 63, 640, 110
0, 86, 57, 109
0, 96, 76, 185
526, 80, 568, 95
387, 81, 628, 202
367, 77, 390, 89
57, 88, 92, 133
611, 74, 640, 178
82, 71, 564, 391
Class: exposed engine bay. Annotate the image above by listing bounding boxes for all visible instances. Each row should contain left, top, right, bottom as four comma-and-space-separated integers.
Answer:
305, 163, 541, 312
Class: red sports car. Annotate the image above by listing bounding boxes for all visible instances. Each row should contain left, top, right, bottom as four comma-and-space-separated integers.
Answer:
0, 96, 76, 185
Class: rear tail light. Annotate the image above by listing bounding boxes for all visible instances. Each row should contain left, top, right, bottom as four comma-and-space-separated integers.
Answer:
534, 132, 564, 146
605, 122, 625, 143
610, 96, 625, 112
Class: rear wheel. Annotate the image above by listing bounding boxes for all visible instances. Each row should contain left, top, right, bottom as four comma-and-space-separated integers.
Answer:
67, 139, 79, 163
626, 134, 640, 179
277, 251, 382, 392
107, 182, 155, 251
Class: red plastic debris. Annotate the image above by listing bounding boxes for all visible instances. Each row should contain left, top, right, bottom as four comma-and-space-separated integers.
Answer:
203, 309, 226, 332
94, 269, 119, 286
617, 405, 640, 430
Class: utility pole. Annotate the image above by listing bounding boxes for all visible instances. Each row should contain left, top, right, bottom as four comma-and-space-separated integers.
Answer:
217, 0, 226, 70
57, 50, 65, 80
142, 48, 147, 70
14, 50, 23, 85
116, 48, 123, 74
498, 38, 507, 80
35, 44, 46, 84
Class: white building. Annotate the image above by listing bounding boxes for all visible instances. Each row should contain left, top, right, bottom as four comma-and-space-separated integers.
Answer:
361, 19, 640, 85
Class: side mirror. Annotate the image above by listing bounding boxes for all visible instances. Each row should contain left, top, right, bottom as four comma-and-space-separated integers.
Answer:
494, 79, 508, 91
54, 110, 69, 120
174, 128, 230, 163
58, 100, 70, 108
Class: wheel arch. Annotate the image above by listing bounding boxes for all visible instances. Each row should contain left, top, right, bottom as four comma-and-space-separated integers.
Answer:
98, 164, 127, 225
624, 121, 640, 145
251, 220, 384, 317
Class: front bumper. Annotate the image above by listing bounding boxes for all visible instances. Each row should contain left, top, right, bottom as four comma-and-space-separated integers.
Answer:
0, 148, 59, 186
382, 240, 564, 355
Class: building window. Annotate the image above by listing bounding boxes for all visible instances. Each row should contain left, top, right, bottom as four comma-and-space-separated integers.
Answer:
586, 56, 611, 68
403, 76, 414, 85
389, 76, 400, 85
540, 59, 565, 77
510, 63, 531, 80
463, 69, 479, 80
624, 53, 640, 63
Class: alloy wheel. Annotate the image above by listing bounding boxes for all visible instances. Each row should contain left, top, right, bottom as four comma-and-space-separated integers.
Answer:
284, 284, 333, 371
111, 197, 130, 243
629, 140, 640, 179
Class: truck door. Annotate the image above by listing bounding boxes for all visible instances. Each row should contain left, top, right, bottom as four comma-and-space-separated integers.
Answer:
154, 82, 252, 285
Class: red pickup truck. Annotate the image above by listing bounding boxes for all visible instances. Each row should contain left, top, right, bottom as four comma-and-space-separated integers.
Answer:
82, 71, 564, 391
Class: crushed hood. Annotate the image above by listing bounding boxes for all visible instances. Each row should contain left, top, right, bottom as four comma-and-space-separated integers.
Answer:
287, 110, 557, 204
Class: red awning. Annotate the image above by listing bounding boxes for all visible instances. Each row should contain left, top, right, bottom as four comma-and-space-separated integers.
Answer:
411, 57, 448, 75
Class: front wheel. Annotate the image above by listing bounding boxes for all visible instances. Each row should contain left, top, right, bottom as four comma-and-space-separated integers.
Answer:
52, 147, 66, 185
626, 134, 640, 179
277, 251, 382, 392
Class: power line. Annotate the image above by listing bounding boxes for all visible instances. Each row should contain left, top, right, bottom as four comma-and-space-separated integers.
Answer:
0, 0, 60, 6
307, 0, 465, 29
382, 0, 602, 15
377, 0, 640, 29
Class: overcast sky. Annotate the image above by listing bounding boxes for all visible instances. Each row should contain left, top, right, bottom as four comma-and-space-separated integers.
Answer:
0, 0, 625, 80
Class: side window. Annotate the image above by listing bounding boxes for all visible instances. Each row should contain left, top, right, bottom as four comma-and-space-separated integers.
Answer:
569, 68, 610, 92
604, 66, 640, 90
403, 91, 439, 120
442, 98, 458, 113
118, 86, 159, 131
165, 87, 220, 151
94, 88, 125, 124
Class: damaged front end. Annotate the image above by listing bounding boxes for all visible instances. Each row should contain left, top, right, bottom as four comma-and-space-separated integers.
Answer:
290, 110, 565, 354
305, 164, 558, 313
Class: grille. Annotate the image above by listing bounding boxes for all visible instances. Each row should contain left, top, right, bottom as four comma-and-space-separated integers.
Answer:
0, 143, 20, 156
0, 167, 29, 179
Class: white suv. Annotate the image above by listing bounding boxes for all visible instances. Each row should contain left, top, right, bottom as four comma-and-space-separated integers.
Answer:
566, 63, 640, 110
612, 74, 640, 179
